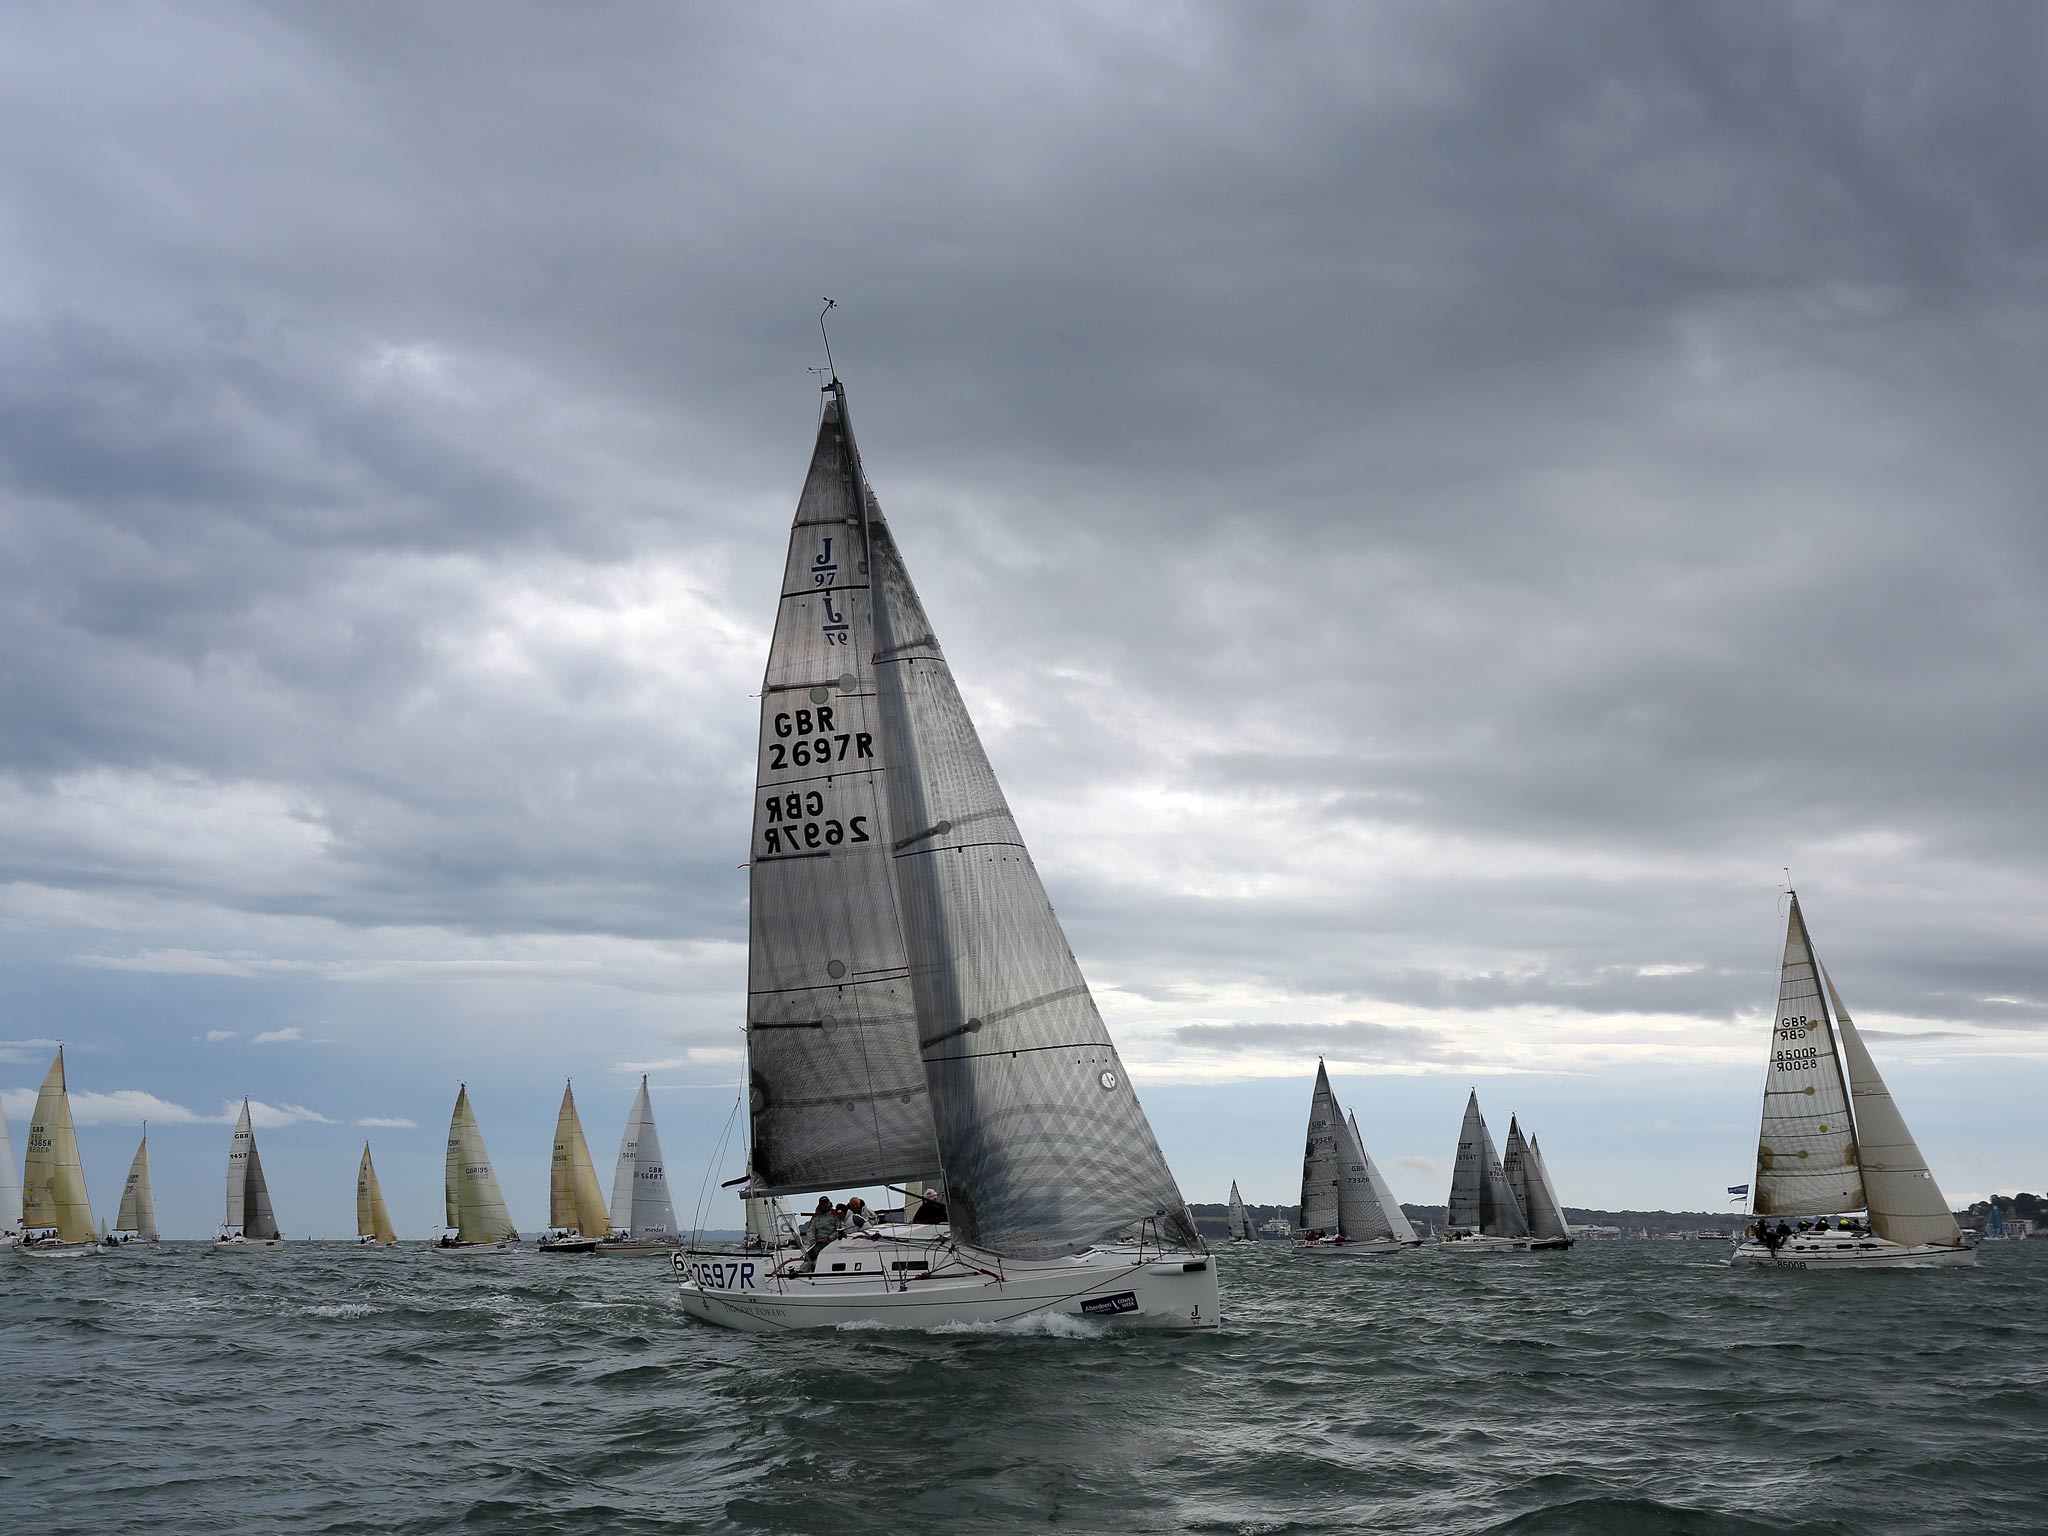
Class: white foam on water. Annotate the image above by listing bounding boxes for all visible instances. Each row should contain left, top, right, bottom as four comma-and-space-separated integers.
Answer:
833, 1309, 1109, 1339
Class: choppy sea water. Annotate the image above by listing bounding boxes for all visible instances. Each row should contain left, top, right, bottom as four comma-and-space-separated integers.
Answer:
4, 1238, 2043, 1534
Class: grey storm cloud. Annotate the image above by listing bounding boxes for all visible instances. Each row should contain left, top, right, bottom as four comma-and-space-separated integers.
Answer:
1, 3, 2045, 1050
1173, 1019, 1466, 1065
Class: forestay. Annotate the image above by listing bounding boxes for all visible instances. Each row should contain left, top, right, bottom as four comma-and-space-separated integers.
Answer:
22, 1049, 95, 1242
863, 389, 1198, 1261
1828, 970, 1961, 1248
1299, 1063, 1344, 1232
1752, 897, 1864, 1217
608, 1076, 678, 1239
1351, 1111, 1416, 1242
745, 396, 941, 1197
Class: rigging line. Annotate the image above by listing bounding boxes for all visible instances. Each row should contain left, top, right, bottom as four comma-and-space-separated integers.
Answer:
690, 1093, 741, 1250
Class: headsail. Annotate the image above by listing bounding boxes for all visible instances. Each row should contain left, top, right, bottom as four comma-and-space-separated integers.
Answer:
234, 1102, 282, 1241
1447, 1090, 1527, 1237
1522, 1134, 1572, 1241
550, 1082, 613, 1237
1338, 1114, 1397, 1240
862, 384, 1197, 1260
21, 1050, 94, 1242
358, 1143, 398, 1243
1502, 1115, 1532, 1217
1752, 895, 1864, 1217
1827, 969, 1962, 1248
1350, 1110, 1416, 1243
1227, 1180, 1254, 1241
1299, 1062, 1343, 1233
448, 1085, 518, 1243
744, 395, 941, 1197
0, 1100, 21, 1234
607, 1076, 678, 1240
117, 1129, 158, 1240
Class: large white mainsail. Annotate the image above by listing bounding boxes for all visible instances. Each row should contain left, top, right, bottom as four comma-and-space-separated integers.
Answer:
863, 392, 1198, 1263
549, 1082, 613, 1238
21, 1048, 95, 1243
224, 1098, 282, 1241
1226, 1181, 1254, 1241
0, 1099, 21, 1239
116, 1128, 158, 1241
1349, 1110, 1417, 1243
1827, 970, 1962, 1249
357, 1143, 398, 1244
446, 1084, 518, 1244
1447, 1090, 1528, 1238
607, 1075, 678, 1240
1751, 894, 1863, 1217
742, 395, 939, 1199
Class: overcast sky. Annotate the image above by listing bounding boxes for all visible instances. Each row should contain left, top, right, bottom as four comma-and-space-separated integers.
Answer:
3, 4, 2043, 1237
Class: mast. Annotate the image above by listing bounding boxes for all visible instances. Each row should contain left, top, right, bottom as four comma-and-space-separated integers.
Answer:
860, 379, 1198, 1260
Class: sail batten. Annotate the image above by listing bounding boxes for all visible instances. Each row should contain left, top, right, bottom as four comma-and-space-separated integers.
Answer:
858, 385, 1196, 1259
1752, 896, 1865, 1217
21, 1050, 95, 1242
743, 396, 941, 1196
1828, 971, 1962, 1248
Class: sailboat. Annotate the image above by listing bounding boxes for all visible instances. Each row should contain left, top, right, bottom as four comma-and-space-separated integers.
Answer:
104, 1125, 160, 1247
673, 374, 1216, 1330
215, 1098, 284, 1251
1732, 893, 1974, 1269
0, 1098, 21, 1249
1500, 1115, 1572, 1250
356, 1142, 399, 1246
1347, 1110, 1420, 1248
1296, 1062, 1414, 1254
595, 1076, 681, 1256
1226, 1181, 1256, 1242
539, 1081, 613, 1253
430, 1084, 521, 1250
18, 1048, 99, 1257
1441, 1089, 1534, 1252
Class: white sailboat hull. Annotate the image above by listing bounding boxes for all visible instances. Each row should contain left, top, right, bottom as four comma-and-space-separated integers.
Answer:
16, 1238, 100, 1259
1300, 1237, 1419, 1256
593, 1237, 682, 1256
212, 1235, 284, 1253
1438, 1233, 1539, 1253
674, 1234, 1220, 1333
427, 1239, 522, 1253
1731, 1232, 1976, 1270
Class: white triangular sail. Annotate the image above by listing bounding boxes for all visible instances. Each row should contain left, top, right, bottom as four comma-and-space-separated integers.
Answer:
226, 1100, 281, 1241
1828, 970, 1962, 1249
117, 1129, 158, 1240
745, 1194, 791, 1248
1227, 1180, 1253, 1241
1447, 1090, 1527, 1237
1350, 1110, 1416, 1243
1338, 1115, 1396, 1240
743, 396, 940, 1197
1299, 1062, 1343, 1233
1522, 1134, 1572, 1241
21, 1050, 94, 1242
549, 1082, 613, 1237
861, 383, 1197, 1260
447, 1084, 518, 1243
607, 1076, 677, 1240
1752, 895, 1864, 1217
0, 1100, 21, 1235
357, 1143, 398, 1243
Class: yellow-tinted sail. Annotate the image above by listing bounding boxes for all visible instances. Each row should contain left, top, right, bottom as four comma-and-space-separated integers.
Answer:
549, 1082, 613, 1237
357, 1142, 398, 1244
21, 1048, 95, 1243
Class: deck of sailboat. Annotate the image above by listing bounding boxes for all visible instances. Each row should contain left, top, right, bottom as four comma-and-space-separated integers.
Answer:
1732, 1224, 1975, 1269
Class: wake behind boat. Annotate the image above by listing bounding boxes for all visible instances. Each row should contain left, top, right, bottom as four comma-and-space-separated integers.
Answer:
1295, 1062, 1418, 1254
1732, 893, 1973, 1271
674, 372, 1215, 1332
215, 1098, 284, 1252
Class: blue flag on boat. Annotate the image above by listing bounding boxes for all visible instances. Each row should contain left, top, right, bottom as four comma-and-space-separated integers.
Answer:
1726, 1184, 1749, 1196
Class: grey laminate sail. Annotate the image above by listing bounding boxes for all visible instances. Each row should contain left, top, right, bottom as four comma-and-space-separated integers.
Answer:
860, 384, 1197, 1260
1752, 895, 1863, 1218
1523, 1135, 1572, 1241
744, 396, 940, 1196
607, 1076, 678, 1239
1338, 1113, 1396, 1240
1448, 1090, 1528, 1237
1299, 1062, 1343, 1232
1502, 1115, 1532, 1217
1350, 1110, 1416, 1243
1227, 1180, 1253, 1240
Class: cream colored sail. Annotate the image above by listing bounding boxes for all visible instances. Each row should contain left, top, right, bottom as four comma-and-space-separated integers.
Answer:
357, 1142, 398, 1243
1, 1099, 21, 1235
21, 1048, 95, 1242
1827, 970, 1962, 1248
549, 1082, 613, 1237
448, 1084, 518, 1243
116, 1128, 158, 1240
1752, 895, 1863, 1217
